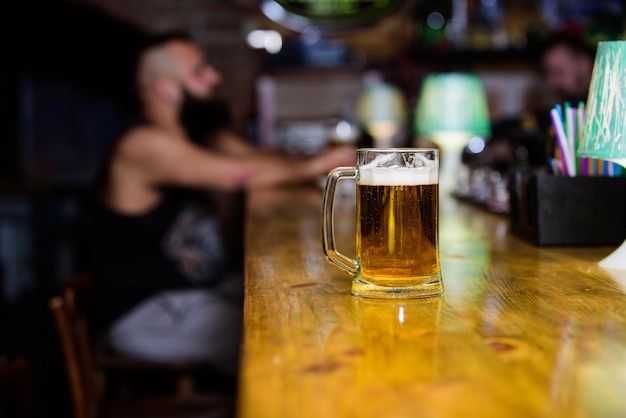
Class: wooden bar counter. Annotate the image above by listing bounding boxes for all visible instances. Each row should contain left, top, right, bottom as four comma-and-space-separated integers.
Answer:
238, 185, 626, 418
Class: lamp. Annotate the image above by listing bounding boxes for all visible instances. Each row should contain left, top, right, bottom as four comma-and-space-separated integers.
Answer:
414, 73, 491, 194
577, 40, 626, 270
357, 82, 407, 148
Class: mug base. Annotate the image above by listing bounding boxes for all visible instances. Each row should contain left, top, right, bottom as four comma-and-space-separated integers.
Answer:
351, 277, 443, 299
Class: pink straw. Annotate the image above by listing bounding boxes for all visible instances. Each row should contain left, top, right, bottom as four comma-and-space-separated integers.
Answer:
550, 109, 574, 177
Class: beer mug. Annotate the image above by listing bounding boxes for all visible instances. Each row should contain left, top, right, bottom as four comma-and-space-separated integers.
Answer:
322, 148, 443, 299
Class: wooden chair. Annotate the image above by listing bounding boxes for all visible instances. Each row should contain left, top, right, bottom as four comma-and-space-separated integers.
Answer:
60, 273, 233, 397
49, 288, 236, 418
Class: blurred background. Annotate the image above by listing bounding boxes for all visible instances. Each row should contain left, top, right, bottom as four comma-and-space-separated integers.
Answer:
0, 0, 625, 416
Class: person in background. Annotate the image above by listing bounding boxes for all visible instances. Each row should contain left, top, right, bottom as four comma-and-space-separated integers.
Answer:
469, 33, 597, 173
541, 32, 596, 105
91, 32, 355, 382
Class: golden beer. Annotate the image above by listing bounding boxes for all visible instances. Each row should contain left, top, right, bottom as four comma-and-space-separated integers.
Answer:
322, 148, 443, 299
356, 166, 440, 290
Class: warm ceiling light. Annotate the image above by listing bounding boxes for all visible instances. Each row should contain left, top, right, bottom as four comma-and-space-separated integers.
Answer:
246, 29, 283, 54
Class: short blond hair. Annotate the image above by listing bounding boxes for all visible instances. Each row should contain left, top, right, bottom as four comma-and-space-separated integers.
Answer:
135, 32, 195, 98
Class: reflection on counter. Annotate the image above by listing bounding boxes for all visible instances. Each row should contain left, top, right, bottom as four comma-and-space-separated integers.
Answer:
352, 297, 442, 389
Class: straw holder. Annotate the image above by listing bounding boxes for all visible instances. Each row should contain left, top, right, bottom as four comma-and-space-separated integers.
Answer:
509, 171, 626, 246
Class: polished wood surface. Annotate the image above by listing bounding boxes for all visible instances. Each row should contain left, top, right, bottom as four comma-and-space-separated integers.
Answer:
239, 186, 626, 418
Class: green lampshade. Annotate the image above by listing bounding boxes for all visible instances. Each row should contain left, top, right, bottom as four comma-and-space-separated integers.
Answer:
414, 73, 491, 137
413, 73, 490, 196
578, 41, 626, 164
577, 41, 626, 271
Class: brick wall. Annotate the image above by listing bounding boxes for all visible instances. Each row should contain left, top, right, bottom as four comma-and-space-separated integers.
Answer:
77, 0, 262, 133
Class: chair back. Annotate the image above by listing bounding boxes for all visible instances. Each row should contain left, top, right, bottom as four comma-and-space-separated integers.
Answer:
49, 287, 101, 418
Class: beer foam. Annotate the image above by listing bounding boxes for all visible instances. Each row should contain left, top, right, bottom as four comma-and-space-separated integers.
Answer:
359, 167, 437, 185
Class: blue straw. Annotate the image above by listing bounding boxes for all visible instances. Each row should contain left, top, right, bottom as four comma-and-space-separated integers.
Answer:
555, 104, 563, 122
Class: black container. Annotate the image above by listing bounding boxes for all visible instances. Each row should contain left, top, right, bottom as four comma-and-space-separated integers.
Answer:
509, 171, 626, 246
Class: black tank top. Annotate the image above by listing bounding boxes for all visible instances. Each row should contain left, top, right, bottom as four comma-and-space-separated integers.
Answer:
90, 106, 233, 329
90, 189, 226, 329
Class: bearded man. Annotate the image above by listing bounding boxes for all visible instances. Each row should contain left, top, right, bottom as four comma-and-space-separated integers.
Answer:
91, 32, 355, 379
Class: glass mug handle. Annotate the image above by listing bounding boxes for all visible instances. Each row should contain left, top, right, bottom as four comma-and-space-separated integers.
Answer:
322, 167, 357, 276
